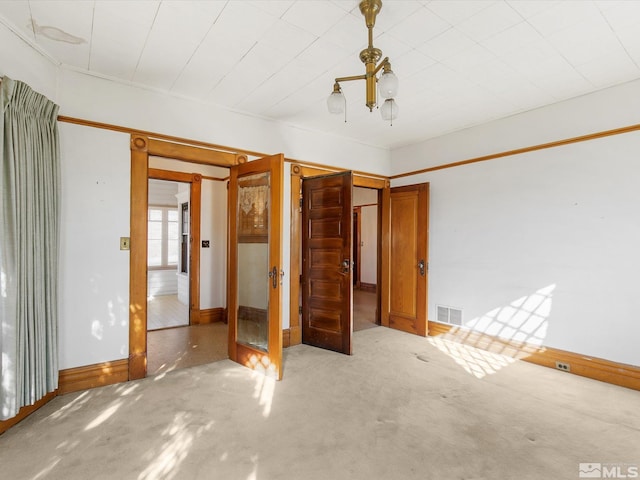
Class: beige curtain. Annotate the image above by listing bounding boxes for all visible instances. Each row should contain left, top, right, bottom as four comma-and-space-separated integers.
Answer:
0, 76, 60, 420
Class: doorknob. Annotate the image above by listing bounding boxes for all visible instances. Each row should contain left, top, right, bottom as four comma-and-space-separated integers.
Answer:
418, 259, 425, 277
268, 266, 278, 289
341, 259, 350, 274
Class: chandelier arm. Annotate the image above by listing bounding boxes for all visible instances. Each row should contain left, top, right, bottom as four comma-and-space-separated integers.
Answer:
334, 74, 367, 83
372, 57, 390, 76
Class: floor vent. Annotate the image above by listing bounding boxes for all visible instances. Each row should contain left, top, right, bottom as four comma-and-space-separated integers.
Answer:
436, 305, 463, 326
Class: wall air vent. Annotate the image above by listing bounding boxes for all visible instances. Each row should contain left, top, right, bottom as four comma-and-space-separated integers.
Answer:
436, 305, 463, 326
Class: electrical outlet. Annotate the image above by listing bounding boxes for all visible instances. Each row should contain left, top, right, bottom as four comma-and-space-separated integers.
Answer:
555, 361, 571, 372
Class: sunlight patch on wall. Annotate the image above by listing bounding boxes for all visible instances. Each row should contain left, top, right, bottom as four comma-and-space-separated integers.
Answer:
466, 284, 555, 346
117, 295, 127, 327
430, 285, 555, 379
91, 320, 103, 340
107, 300, 117, 327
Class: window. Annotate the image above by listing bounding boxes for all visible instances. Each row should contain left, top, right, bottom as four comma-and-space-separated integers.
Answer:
148, 206, 179, 268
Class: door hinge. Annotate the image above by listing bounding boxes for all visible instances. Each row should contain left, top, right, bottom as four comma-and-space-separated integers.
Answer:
299, 197, 303, 209
299, 305, 302, 315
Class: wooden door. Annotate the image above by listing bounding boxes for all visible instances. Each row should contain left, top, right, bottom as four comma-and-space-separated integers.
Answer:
302, 171, 353, 354
385, 183, 429, 336
228, 154, 284, 379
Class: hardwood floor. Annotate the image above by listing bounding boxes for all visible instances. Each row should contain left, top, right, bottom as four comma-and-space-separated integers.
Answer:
354, 288, 378, 332
147, 293, 227, 376
147, 323, 228, 376
147, 294, 188, 330
146, 287, 378, 376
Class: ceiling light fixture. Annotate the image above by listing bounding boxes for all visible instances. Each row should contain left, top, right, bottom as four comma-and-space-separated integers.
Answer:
327, 0, 398, 124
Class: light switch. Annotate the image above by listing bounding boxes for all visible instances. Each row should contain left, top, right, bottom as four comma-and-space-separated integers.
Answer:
120, 237, 130, 250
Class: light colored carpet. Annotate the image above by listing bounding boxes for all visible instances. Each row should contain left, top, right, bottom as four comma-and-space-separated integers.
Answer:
1, 327, 638, 479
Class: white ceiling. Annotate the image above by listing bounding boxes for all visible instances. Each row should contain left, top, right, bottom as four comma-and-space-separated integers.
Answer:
1, 0, 640, 150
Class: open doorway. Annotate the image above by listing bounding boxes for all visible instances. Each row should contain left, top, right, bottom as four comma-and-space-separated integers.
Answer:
353, 186, 379, 332
147, 179, 190, 330
289, 165, 386, 352
144, 157, 231, 376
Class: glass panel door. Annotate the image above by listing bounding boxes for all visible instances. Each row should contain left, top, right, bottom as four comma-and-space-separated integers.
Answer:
228, 154, 283, 379
237, 171, 270, 351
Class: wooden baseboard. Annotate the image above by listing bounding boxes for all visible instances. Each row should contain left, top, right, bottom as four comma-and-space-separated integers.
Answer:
198, 307, 226, 324
428, 321, 640, 391
283, 328, 291, 348
359, 282, 377, 293
58, 359, 129, 395
0, 390, 57, 436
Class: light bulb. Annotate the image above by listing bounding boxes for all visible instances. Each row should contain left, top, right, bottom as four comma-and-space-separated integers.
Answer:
380, 98, 398, 122
327, 90, 345, 114
378, 69, 399, 99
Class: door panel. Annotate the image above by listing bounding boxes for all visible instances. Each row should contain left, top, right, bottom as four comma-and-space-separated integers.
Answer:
388, 183, 428, 336
228, 154, 283, 379
302, 172, 353, 354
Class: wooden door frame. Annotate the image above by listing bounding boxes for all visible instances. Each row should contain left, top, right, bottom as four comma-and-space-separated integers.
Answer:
129, 135, 243, 380
289, 164, 388, 347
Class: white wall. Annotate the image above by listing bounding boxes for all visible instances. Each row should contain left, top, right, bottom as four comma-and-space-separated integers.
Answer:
58, 123, 131, 370
392, 82, 640, 367
392, 78, 640, 176
56, 69, 391, 176
2, 22, 135, 370
0, 22, 58, 100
